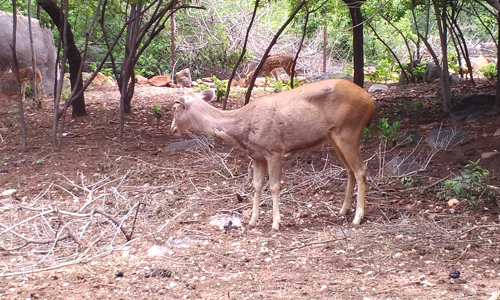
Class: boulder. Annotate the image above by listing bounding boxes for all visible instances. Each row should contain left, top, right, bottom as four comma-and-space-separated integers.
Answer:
148, 75, 172, 87
368, 84, 388, 93
175, 68, 192, 88
0, 11, 57, 95
135, 74, 149, 84
426, 127, 472, 150
423, 62, 439, 83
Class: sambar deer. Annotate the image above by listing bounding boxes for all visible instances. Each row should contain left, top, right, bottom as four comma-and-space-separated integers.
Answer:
170, 79, 375, 230
245, 52, 294, 87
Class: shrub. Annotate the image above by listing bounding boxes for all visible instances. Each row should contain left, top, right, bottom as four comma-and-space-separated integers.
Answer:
440, 159, 493, 207
480, 62, 497, 79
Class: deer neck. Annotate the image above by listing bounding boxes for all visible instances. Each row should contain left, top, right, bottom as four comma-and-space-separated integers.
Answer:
188, 100, 243, 145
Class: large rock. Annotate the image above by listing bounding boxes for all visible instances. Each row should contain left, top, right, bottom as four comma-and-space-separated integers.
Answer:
0, 11, 57, 95
148, 75, 172, 87
423, 62, 439, 83
175, 68, 192, 88
426, 127, 472, 150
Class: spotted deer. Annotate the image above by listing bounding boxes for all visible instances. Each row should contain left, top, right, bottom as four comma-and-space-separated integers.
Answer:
245, 52, 295, 87
3, 67, 43, 107
171, 79, 375, 230
19, 67, 43, 106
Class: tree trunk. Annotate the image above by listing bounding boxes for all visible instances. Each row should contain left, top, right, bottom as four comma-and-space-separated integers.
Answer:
322, 24, 327, 73
497, 13, 500, 108
11, 0, 28, 149
433, 0, 451, 114
171, 12, 175, 73
38, 0, 86, 117
343, 0, 365, 87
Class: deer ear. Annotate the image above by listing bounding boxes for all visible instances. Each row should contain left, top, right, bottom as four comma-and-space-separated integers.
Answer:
199, 89, 215, 102
175, 98, 186, 109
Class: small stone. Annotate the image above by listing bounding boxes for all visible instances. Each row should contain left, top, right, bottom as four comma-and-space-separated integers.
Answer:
1, 189, 17, 196
481, 151, 499, 159
320, 285, 328, 292
448, 198, 459, 207
449, 269, 461, 279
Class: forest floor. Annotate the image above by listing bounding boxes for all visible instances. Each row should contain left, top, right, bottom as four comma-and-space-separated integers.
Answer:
0, 78, 499, 300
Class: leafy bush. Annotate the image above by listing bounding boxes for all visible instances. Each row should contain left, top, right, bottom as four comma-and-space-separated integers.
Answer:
212, 76, 227, 101
364, 59, 398, 82
413, 63, 427, 79
377, 118, 400, 144
481, 62, 497, 79
440, 160, 493, 207
362, 123, 374, 142
151, 104, 162, 121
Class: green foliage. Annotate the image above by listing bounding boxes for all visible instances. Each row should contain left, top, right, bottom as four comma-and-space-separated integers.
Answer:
377, 118, 400, 143
480, 62, 497, 79
362, 123, 374, 142
192, 83, 210, 92
273, 80, 285, 93
151, 104, 162, 121
212, 76, 227, 101
364, 59, 399, 82
400, 176, 413, 187
413, 63, 426, 79
440, 160, 492, 207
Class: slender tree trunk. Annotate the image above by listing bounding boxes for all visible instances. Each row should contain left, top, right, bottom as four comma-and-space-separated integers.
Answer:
28, 0, 40, 108
37, 0, 87, 117
171, 12, 175, 73
244, 0, 306, 104
433, 0, 451, 114
11, 1, 28, 149
343, 0, 365, 87
222, 0, 259, 110
322, 24, 327, 73
497, 13, 500, 108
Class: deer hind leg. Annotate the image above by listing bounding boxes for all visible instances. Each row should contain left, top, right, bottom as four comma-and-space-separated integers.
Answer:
266, 154, 283, 230
249, 158, 267, 227
20, 82, 27, 102
329, 133, 368, 225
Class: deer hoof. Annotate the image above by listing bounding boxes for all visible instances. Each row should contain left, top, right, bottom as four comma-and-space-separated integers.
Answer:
352, 215, 363, 225
272, 222, 280, 231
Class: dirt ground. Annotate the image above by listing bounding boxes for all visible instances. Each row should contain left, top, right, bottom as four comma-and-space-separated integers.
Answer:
1, 79, 500, 300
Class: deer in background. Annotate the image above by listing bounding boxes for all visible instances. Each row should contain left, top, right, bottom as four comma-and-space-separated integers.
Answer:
19, 67, 43, 107
2, 67, 43, 108
170, 79, 375, 230
244, 52, 295, 87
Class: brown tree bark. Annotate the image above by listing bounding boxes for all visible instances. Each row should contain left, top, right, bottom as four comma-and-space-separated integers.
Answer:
37, 0, 87, 117
343, 0, 365, 87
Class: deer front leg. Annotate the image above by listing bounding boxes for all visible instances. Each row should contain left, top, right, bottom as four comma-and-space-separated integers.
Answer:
20, 82, 27, 102
249, 159, 267, 227
267, 155, 283, 230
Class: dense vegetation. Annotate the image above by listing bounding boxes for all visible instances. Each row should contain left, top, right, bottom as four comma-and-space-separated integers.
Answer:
2, 0, 500, 144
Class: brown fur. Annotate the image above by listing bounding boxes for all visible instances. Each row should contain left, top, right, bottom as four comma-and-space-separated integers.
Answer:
171, 79, 375, 230
19, 67, 43, 104
3, 67, 43, 106
245, 53, 294, 87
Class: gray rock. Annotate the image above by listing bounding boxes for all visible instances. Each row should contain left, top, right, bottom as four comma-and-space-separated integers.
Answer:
368, 84, 389, 93
175, 68, 192, 88
166, 139, 204, 151
494, 128, 500, 137
385, 156, 422, 177
423, 62, 439, 83
426, 127, 472, 150
0, 11, 57, 95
